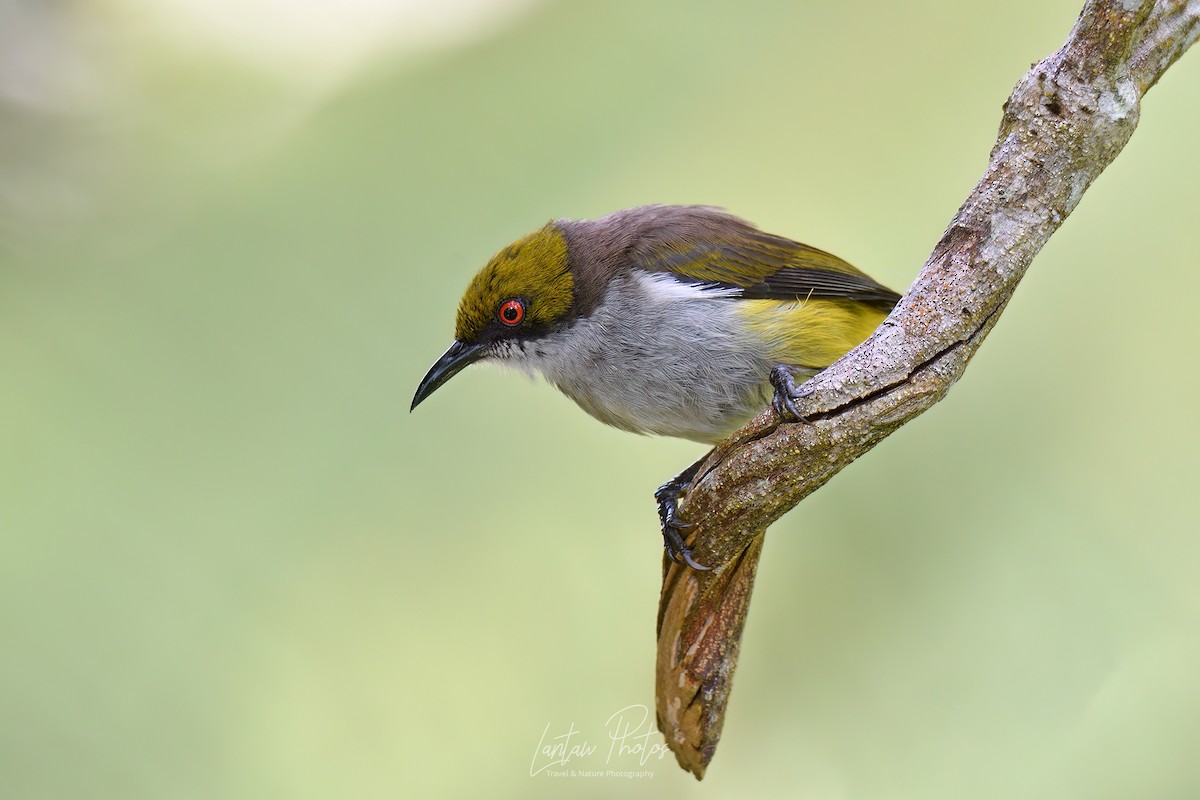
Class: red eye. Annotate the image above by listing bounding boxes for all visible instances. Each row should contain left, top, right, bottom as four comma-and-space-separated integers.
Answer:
498, 299, 525, 326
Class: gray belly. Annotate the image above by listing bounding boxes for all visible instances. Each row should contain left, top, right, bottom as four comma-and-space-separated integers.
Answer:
553, 355, 773, 443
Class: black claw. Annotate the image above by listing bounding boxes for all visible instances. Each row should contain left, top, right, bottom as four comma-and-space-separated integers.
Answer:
676, 544, 712, 572
661, 504, 709, 570
655, 457, 711, 571
661, 521, 710, 571
770, 365, 812, 422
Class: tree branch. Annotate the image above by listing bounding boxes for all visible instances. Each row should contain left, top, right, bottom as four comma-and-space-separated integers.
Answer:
655, 0, 1200, 779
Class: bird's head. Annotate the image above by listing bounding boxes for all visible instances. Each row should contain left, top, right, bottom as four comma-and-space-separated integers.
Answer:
411, 223, 576, 411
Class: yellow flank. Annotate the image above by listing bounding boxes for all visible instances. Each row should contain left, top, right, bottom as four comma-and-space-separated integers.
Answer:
737, 297, 889, 369
455, 224, 573, 341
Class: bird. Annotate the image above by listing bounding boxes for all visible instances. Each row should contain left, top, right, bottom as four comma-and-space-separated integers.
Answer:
411, 205, 901, 569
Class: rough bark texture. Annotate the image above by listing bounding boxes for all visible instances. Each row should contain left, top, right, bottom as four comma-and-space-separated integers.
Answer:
655, 0, 1200, 779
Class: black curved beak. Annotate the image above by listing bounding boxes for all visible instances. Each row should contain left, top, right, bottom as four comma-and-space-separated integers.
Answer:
411, 340, 486, 411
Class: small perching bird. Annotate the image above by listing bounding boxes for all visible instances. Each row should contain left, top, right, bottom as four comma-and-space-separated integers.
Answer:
412, 205, 900, 568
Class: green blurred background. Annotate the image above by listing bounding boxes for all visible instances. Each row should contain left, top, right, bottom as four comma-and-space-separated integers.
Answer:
3, 1, 1199, 797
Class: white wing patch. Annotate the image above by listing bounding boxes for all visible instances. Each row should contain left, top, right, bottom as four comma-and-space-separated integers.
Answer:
636, 271, 742, 302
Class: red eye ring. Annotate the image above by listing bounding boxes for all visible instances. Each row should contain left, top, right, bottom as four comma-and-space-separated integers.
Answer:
498, 299, 525, 326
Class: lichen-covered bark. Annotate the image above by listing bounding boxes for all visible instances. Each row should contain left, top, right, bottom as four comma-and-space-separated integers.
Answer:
656, 0, 1200, 779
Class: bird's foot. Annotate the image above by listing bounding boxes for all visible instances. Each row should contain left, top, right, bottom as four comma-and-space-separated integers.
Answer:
655, 460, 710, 571
770, 365, 812, 422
